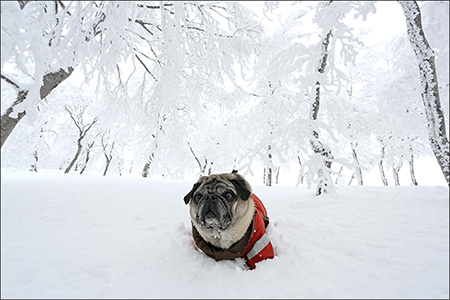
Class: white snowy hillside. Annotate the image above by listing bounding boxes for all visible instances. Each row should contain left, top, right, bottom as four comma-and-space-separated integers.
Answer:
1, 170, 448, 299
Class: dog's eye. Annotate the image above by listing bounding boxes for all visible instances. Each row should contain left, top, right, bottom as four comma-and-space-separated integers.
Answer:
225, 192, 234, 201
194, 194, 202, 203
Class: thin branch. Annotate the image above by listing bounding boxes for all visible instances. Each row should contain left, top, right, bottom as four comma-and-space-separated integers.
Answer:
188, 142, 203, 173
163, 7, 175, 16
64, 106, 83, 134
210, 5, 230, 20
135, 54, 158, 82
135, 19, 154, 36
133, 48, 151, 61
125, 28, 150, 43
150, 46, 163, 68
197, 4, 207, 22
1, 74, 21, 90
137, 4, 173, 9
81, 118, 98, 139
133, 47, 162, 67
180, 24, 233, 38
116, 64, 123, 87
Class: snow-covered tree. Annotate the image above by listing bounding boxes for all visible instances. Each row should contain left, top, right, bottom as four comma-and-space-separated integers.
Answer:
2, 1, 448, 190
1, 1, 94, 148
398, 1, 449, 186
249, 1, 375, 194
2, 1, 263, 178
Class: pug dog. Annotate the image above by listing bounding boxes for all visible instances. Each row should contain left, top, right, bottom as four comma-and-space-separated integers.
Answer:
183, 171, 274, 268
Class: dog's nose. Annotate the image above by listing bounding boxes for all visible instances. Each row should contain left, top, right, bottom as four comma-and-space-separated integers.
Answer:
205, 211, 216, 219
202, 201, 219, 219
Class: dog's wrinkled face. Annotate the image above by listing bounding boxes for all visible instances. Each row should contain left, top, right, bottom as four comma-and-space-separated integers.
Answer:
184, 173, 252, 231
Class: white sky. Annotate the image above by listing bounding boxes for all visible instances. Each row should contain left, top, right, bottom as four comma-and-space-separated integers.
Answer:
242, 1, 407, 45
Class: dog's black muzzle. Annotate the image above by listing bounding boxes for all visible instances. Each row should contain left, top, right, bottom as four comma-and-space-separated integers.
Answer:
197, 194, 232, 229
202, 196, 221, 219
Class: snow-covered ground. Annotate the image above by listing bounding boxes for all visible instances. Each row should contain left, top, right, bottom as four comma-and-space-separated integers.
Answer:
1, 169, 449, 299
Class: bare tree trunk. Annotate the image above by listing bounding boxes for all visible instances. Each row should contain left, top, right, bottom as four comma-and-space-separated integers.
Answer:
409, 153, 418, 186
264, 167, 272, 186
79, 154, 89, 174
297, 154, 306, 185
348, 173, 355, 186
351, 143, 363, 186
315, 163, 332, 195
264, 145, 273, 186
143, 135, 158, 178
392, 169, 399, 186
310, 111, 334, 194
1, 68, 74, 149
275, 167, 280, 185
1, 87, 28, 148
379, 145, 389, 186
310, 24, 334, 195
379, 161, 389, 186
119, 162, 123, 176
100, 131, 115, 176
142, 153, 154, 178
63, 105, 97, 174
398, 1, 450, 186
65, 138, 83, 174
102, 141, 115, 176
30, 149, 38, 172
80, 141, 95, 174
392, 161, 403, 186
335, 166, 344, 185
103, 156, 112, 176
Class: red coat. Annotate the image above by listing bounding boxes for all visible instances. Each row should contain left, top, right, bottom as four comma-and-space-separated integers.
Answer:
192, 193, 274, 269
243, 193, 274, 269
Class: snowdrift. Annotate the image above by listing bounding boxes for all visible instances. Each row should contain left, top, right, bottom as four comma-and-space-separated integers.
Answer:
1, 170, 448, 298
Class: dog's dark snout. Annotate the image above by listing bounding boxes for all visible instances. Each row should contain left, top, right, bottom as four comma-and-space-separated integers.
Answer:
205, 211, 216, 219
202, 199, 219, 219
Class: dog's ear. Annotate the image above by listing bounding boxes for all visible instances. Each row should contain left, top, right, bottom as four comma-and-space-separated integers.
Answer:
184, 182, 201, 205
230, 177, 251, 200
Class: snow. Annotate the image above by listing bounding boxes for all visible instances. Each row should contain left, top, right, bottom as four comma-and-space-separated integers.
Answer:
1, 170, 448, 299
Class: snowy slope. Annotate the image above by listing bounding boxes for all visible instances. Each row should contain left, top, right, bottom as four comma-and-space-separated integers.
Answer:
1, 170, 449, 299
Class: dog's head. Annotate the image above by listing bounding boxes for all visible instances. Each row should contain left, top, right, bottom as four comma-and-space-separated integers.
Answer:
184, 172, 252, 231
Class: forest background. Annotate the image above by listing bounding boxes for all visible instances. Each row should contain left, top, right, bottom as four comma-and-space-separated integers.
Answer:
1, 1, 449, 193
